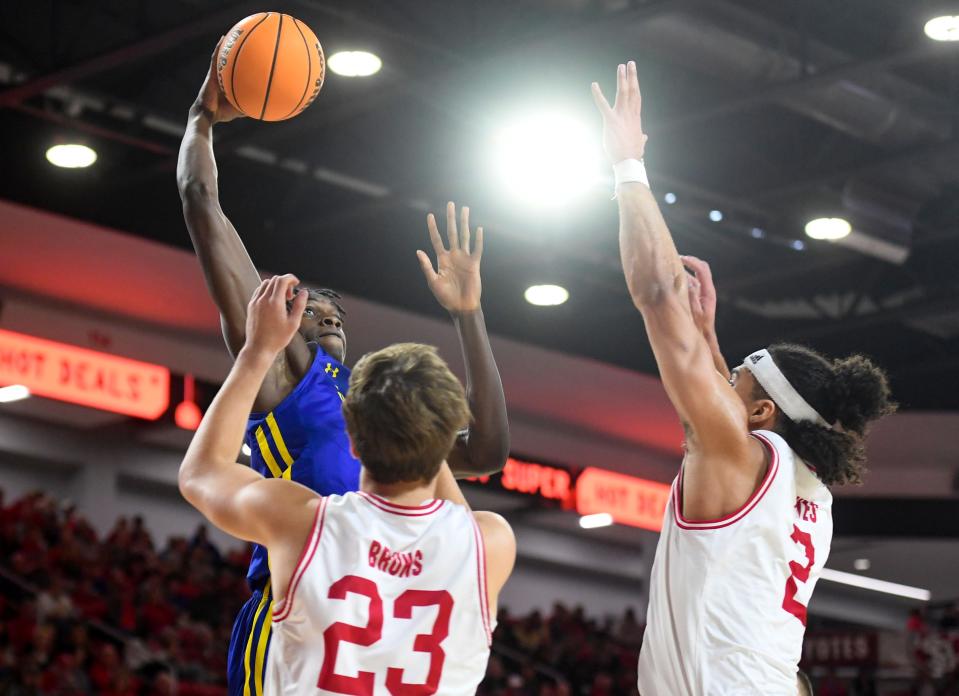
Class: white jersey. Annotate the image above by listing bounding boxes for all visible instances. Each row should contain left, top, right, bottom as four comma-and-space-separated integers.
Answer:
264, 491, 494, 696
638, 430, 833, 696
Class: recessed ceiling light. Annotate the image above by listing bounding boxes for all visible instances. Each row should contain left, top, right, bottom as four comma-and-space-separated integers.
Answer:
853, 558, 871, 571
524, 284, 569, 306
242, 444, 252, 457
579, 513, 613, 529
709, 209, 723, 222
750, 227, 765, 239
328, 51, 382, 77
805, 217, 851, 240
664, 192, 677, 205
46, 143, 97, 168
790, 239, 806, 251
0, 385, 30, 403
925, 16, 959, 41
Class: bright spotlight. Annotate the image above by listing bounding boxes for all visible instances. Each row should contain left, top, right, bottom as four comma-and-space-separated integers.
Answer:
524, 284, 569, 306
664, 192, 677, 205
805, 217, 851, 240
579, 513, 613, 529
46, 143, 97, 168
492, 113, 600, 208
925, 16, 959, 41
328, 51, 382, 77
0, 385, 30, 403
709, 210, 723, 222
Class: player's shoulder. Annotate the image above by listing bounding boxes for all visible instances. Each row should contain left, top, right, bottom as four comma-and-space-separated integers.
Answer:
472, 511, 515, 550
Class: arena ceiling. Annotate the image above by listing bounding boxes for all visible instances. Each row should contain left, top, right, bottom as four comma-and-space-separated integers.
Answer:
1, 0, 958, 410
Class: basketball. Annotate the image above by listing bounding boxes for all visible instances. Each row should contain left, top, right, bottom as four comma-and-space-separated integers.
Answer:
217, 12, 325, 121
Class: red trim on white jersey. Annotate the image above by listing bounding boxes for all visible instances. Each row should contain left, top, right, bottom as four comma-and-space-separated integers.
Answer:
470, 517, 493, 645
358, 491, 446, 517
673, 432, 780, 531
273, 496, 328, 622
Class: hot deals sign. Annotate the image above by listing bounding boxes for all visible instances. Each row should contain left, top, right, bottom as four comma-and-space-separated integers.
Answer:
0, 328, 170, 420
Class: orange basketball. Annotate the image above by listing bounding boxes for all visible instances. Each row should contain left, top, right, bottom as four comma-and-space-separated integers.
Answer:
217, 12, 325, 121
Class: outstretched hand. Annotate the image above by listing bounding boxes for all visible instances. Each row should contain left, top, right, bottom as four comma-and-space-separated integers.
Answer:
591, 61, 648, 163
417, 202, 484, 314
196, 38, 244, 123
244, 275, 308, 357
682, 255, 718, 337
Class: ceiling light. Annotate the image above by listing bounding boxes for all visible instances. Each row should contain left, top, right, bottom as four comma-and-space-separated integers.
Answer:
242, 444, 252, 457
790, 240, 806, 251
46, 143, 97, 168
579, 513, 613, 529
709, 210, 723, 222
805, 217, 851, 241
524, 284, 569, 306
664, 192, 677, 205
492, 112, 600, 208
328, 51, 382, 77
0, 385, 30, 403
820, 568, 930, 601
853, 558, 871, 571
750, 227, 765, 239
925, 16, 959, 41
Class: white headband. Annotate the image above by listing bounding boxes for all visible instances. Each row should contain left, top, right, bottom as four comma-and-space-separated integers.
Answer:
741, 349, 831, 428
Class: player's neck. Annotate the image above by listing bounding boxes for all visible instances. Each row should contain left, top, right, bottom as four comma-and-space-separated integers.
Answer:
360, 473, 436, 507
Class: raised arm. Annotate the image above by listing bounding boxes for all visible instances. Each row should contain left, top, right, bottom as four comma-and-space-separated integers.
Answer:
176, 48, 311, 410
416, 203, 510, 478
592, 62, 764, 516
178, 274, 316, 547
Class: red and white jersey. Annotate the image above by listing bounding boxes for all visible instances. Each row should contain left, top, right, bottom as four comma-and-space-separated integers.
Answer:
638, 430, 833, 696
264, 491, 494, 696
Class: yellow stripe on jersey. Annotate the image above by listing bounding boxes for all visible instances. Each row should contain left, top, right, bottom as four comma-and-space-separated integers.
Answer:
243, 580, 272, 696
253, 583, 273, 696
254, 426, 282, 478
266, 412, 294, 467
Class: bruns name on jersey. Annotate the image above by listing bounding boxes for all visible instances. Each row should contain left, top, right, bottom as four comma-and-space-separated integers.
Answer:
368, 540, 424, 578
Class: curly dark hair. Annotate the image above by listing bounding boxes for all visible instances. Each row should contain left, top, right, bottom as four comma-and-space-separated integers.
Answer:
752, 344, 897, 487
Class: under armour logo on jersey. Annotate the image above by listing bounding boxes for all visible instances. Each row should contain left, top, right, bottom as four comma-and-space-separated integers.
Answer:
325, 363, 340, 378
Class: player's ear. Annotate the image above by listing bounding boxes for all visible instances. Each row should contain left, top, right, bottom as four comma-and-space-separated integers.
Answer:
748, 398, 777, 428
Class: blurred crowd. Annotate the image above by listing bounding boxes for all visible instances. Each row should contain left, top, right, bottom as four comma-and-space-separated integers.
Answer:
1, 488, 956, 695
0, 489, 248, 695
478, 605, 644, 696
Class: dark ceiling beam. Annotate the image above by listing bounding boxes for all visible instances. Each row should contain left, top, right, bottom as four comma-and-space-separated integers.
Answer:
0, 3, 257, 109
13, 104, 173, 155
768, 287, 959, 343
655, 42, 952, 137
743, 139, 959, 202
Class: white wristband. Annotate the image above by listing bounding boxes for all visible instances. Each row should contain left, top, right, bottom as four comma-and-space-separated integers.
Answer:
613, 158, 649, 190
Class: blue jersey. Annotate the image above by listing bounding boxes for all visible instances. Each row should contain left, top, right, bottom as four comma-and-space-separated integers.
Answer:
243, 346, 361, 589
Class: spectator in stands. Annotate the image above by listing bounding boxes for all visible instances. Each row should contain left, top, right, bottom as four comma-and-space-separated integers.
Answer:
37, 573, 75, 623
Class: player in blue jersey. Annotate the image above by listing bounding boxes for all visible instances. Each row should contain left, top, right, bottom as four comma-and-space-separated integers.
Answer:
177, 51, 510, 696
